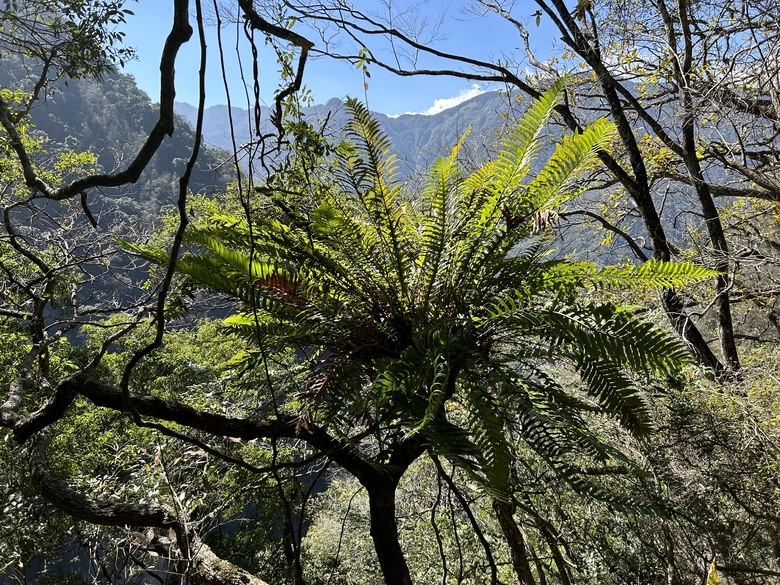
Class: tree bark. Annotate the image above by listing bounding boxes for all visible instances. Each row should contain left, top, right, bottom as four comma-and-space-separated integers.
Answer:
493, 497, 536, 585
543, 0, 730, 378
366, 483, 414, 585
656, 0, 740, 374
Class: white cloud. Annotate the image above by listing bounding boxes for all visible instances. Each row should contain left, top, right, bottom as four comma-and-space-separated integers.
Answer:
399, 84, 485, 117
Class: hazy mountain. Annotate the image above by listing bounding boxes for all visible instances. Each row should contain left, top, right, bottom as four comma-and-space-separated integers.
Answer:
174, 91, 514, 174
1, 66, 662, 262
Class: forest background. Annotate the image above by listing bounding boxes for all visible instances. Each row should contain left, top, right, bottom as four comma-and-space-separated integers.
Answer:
0, 1, 779, 584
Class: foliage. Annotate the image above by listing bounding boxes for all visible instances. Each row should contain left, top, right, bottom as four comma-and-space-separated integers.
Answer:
2, 2, 779, 584
0, 68, 234, 223
303, 463, 515, 585
0, 0, 136, 80
130, 83, 711, 512
281, 0, 780, 378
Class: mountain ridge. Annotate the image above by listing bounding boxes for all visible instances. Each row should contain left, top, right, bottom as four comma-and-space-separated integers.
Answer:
174, 91, 513, 172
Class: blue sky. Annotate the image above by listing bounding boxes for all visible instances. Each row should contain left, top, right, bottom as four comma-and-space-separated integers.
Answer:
119, 1, 557, 116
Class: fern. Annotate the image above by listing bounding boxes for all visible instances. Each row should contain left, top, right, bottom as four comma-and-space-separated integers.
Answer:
465, 384, 512, 491
588, 259, 718, 290
417, 130, 468, 312
339, 98, 414, 305
491, 77, 567, 200
126, 82, 705, 512
575, 358, 652, 436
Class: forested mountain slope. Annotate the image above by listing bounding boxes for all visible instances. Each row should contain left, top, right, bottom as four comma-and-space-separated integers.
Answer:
0, 67, 233, 223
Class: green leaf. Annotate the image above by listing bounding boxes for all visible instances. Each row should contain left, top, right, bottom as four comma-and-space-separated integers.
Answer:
706, 560, 718, 585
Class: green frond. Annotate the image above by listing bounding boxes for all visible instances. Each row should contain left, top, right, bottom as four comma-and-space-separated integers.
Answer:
185, 233, 324, 313
551, 462, 660, 514
476, 241, 552, 297
311, 201, 396, 295
425, 418, 485, 478
524, 117, 616, 213
116, 239, 172, 266
442, 83, 568, 291
585, 259, 718, 290
119, 239, 254, 302
502, 376, 659, 513
481, 302, 690, 381
513, 394, 575, 460
334, 98, 415, 304
498, 370, 604, 459
490, 77, 568, 199
458, 162, 497, 226
448, 195, 510, 296
465, 385, 512, 491
575, 358, 652, 436
221, 311, 315, 344
538, 306, 691, 375
416, 129, 470, 310
402, 352, 451, 438
177, 254, 254, 299
341, 98, 398, 187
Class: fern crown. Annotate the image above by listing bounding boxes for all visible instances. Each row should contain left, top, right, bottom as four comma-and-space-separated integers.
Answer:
126, 81, 713, 495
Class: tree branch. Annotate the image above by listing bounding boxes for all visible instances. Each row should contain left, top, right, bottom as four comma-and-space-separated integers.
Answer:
29, 432, 269, 585
0, 0, 193, 201
10, 373, 378, 482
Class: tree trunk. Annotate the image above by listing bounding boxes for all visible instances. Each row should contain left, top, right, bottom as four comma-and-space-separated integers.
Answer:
493, 498, 536, 585
656, 0, 741, 374
543, 0, 730, 379
366, 483, 413, 585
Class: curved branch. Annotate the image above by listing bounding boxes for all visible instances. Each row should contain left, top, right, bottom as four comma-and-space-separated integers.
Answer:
717, 565, 780, 578
237, 0, 314, 135
2, 348, 46, 428
430, 453, 500, 584
10, 373, 378, 482
559, 209, 649, 261
29, 433, 269, 585
0, 0, 193, 201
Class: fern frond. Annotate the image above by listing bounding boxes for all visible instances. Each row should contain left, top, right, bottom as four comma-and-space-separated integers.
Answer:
524, 117, 616, 213
448, 194, 510, 297
491, 77, 568, 199
336, 98, 414, 305
586, 259, 718, 290
401, 352, 451, 438
575, 358, 652, 436
416, 129, 469, 310
465, 384, 512, 491
341, 98, 398, 187
540, 306, 691, 375
484, 304, 690, 377
118, 239, 184, 271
